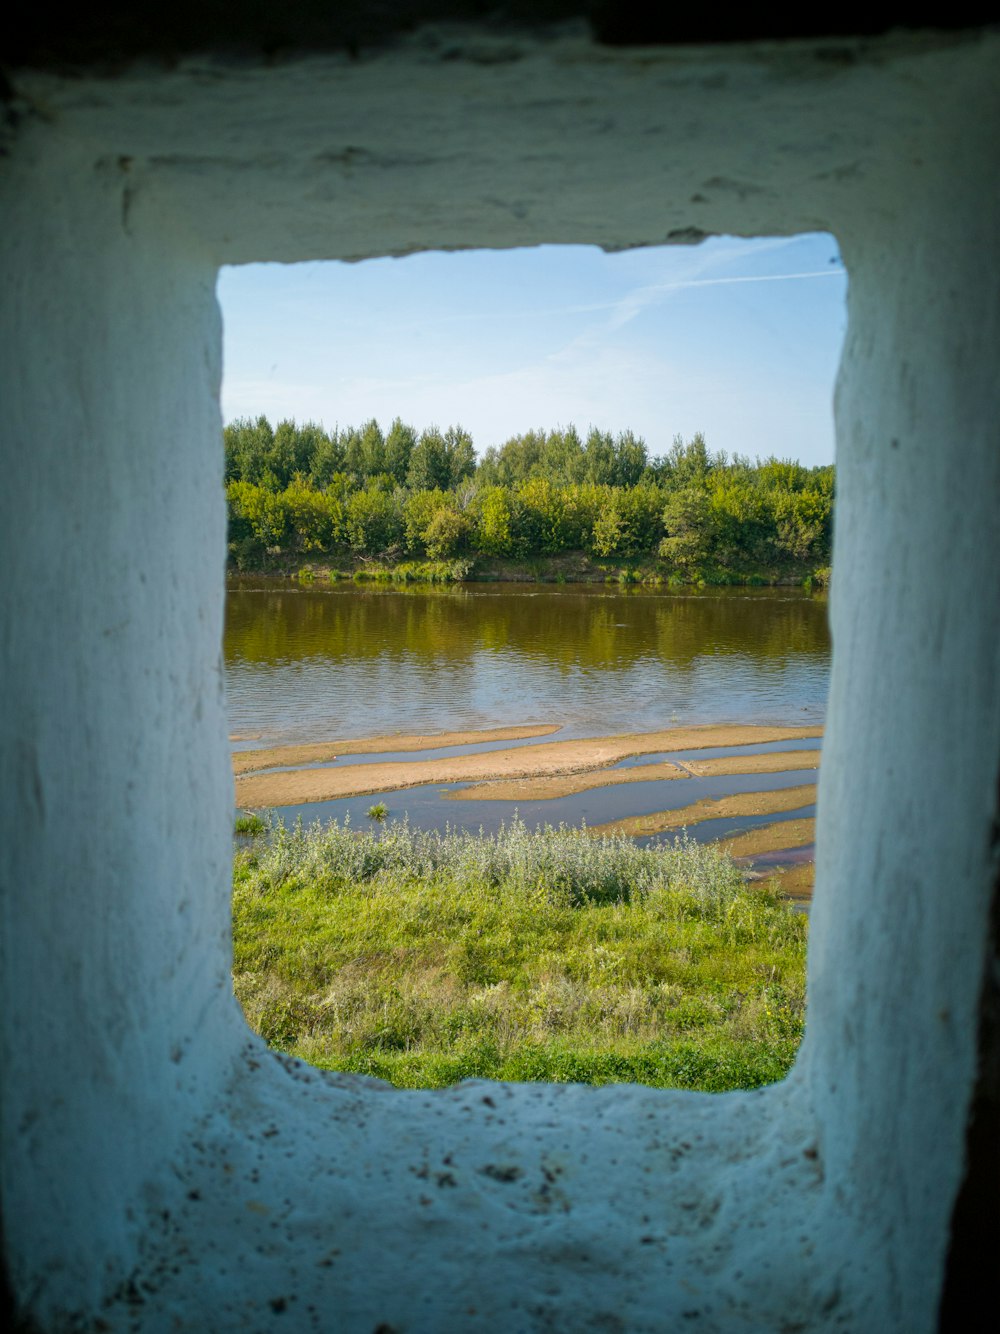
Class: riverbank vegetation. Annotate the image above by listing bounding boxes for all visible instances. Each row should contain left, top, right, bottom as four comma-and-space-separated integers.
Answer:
233, 817, 806, 1091
225, 416, 833, 585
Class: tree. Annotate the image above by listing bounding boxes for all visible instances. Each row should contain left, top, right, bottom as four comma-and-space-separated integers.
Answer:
310, 430, 346, 489
403, 489, 450, 555
424, 506, 470, 559
474, 486, 515, 556
582, 428, 617, 486
226, 480, 289, 552
223, 415, 275, 484
662, 432, 713, 487
281, 476, 341, 552
444, 425, 476, 487
384, 418, 417, 486
342, 418, 386, 482
660, 486, 713, 573
591, 499, 625, 557
269, 419, 315, 487
612, 430, 648, 489
540, 426, 585, 484
345, 487, 403, 555
516, 477, 570, 553
407, 427, 451, 491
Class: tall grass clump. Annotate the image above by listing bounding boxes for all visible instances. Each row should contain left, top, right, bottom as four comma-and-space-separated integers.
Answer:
233, 816, 807, 1092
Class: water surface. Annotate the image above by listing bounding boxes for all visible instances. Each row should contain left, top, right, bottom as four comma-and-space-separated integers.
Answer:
225, 580, 830, 748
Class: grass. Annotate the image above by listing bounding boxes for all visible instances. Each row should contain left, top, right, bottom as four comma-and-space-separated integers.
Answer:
348, 559, 472, 584
234, 812, 266, 837
234, 552, 828, 591
232, 816, 807, 1092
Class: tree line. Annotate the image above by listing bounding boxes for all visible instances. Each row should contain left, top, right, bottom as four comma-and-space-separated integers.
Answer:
225, 416, 834, 580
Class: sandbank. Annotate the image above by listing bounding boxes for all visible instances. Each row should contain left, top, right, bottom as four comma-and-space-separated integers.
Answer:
233, 724, 562, 776
449, 749, 820, 802
444, 761, 687, 802
234, 723, 822, 808
683, 750, 819, 778
587, 783, 818, 837
762, 862, 816, 901
719, 817, 816, 859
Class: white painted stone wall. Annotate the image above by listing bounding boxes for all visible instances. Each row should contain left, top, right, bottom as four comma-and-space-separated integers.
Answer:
1, 25, 998, 1332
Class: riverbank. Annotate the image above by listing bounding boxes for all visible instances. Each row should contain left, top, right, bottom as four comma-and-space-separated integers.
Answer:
230, 551, 831, 588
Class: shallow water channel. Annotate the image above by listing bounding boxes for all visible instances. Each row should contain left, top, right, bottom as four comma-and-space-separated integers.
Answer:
227, 581, 829, 889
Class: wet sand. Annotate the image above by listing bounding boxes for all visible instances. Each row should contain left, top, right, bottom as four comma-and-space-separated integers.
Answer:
683, 750, 819, 778
449, 750, 819, 802
719, 817, 816, 859
444, 761, 687, 802
234, 724, 823, 808
588, 784, 818, 837
762, 862, 816, 901
233, 724, 562, 777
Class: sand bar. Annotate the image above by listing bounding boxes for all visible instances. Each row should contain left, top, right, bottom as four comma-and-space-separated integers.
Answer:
587, 784, 818, 837
719, 817, 816, 859
683, 750, 819, 778
762, 862, 816, 901
451, 749, 820, 802
233, 724, 562, 776
444, 761, 687, 802
235, 724, 822, 807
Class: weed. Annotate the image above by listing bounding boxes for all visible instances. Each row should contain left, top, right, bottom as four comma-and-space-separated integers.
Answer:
233, 817, 806, 1092
234, 812, 265, 837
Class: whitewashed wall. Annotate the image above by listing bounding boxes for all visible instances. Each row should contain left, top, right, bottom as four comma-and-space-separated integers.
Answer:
2, 26, 998, 1331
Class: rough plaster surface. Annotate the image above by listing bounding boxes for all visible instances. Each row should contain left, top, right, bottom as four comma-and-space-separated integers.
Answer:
1, 24, 998, 1332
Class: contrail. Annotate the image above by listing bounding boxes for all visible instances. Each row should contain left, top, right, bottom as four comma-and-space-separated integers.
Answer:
649, 269, 842, 291
419, 269, 845, 326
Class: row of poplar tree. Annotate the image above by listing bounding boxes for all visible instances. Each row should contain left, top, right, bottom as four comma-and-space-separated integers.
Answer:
225, 415, 834, 577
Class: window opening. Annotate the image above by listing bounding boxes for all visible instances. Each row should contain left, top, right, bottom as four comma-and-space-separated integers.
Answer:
222, 237, 845, 1092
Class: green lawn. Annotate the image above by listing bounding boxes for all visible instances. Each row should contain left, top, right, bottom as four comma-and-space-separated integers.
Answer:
233, 816, 806, 1091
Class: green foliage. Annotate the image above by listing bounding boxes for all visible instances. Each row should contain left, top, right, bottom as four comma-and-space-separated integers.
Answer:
423, 506, 470, 559
591, 498, 625, 557
660, 486, 713, 573
344, 485, 404, 556
406, 425, 475, 492
233, 817, 806, 1092
384, 417, 417, 486
224, 417, 834, 581
348, 558, 472, 584
473, 485, 516, 556
366, 803, 388, 823
234, 813, 265, 837
225, 416, 333, 490
402, 488, 469, 557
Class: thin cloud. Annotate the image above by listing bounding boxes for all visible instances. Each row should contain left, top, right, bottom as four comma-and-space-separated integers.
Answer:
380, 267, 843, 333
604, 269, 843, 332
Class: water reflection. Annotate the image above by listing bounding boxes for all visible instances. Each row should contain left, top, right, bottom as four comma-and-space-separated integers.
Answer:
225, 581, 830, 746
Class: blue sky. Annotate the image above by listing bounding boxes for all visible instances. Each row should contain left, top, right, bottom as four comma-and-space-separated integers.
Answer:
218, 233, 846, 468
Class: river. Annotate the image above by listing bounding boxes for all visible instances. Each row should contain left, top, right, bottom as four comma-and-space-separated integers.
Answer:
226, 580, 829, 746
226, 581, 828, 880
